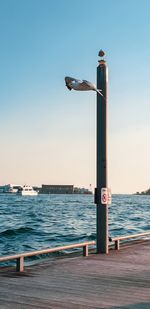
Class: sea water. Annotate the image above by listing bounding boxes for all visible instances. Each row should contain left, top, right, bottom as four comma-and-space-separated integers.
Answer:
0, 194, 149, 259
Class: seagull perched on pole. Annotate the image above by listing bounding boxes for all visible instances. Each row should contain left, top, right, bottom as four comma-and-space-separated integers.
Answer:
65, 76, 104, 97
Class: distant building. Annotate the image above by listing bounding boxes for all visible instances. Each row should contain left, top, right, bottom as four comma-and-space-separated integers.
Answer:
40, 184, 92, 194
73, 187, 92, 194
40, 185, 74, 194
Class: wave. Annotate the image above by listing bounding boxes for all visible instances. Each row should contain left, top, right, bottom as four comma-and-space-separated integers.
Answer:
0, 227, 34, 237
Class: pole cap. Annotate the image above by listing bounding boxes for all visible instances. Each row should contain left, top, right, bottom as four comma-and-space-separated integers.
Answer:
98, 49, 106, 66
98, 50, 105, 58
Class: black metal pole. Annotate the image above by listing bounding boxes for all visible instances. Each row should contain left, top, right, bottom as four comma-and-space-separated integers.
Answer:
96, 51, 108, 254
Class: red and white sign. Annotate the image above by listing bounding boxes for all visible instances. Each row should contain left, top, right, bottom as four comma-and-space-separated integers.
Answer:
101, 188, 111, 205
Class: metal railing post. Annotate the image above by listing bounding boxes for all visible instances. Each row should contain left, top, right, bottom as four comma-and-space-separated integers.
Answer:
16, 256, 24, 272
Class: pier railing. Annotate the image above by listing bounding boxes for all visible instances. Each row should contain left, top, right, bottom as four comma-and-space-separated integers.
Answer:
109, 231, 150, 250
0, 241, 95, 272
0, 232, 150, 273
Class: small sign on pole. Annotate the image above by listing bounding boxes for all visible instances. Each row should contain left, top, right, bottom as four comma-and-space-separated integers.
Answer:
101, 188, 111, 205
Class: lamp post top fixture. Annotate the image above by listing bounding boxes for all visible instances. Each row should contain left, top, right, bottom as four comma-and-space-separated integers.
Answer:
98, 49, 105, 58
98, 49, 106, 66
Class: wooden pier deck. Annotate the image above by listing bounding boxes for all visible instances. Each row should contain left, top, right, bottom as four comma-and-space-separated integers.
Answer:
0, 240, 150, 309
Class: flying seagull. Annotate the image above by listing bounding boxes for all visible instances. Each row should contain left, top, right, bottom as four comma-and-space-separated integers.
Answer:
65, 76, 104, 97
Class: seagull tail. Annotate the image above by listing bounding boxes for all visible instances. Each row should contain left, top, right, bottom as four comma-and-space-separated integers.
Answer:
96, 89, 105, 100
96, 89, 103, 96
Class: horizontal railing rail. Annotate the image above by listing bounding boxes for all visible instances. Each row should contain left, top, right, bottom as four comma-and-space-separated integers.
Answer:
109, 231, 150, 250
0, 241, 95, 272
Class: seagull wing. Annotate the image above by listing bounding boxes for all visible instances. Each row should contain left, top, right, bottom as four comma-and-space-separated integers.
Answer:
80, 80, 94, 90
82, 81, 104, 97
82, 80, 94, 87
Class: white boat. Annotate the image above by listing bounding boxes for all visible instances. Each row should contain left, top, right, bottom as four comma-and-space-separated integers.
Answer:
17, 185, 38, 196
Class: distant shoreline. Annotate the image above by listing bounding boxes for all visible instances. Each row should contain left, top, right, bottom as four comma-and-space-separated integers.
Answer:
135, 188, 150, 195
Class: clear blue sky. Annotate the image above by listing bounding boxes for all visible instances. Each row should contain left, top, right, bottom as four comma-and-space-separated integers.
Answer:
0, 0, 150, 193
